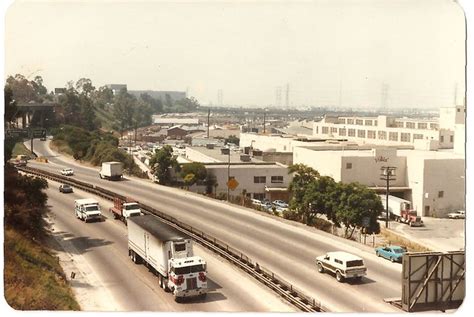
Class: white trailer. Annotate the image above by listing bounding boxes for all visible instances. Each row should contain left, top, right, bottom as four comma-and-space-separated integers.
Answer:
74, 198, 102, 223
379, 194, 423, 226
128, 215, 207, 301
99, 162, 123, 180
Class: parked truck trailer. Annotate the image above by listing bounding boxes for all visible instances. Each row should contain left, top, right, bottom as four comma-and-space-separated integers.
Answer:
379, 194, 423, 227
99, 162, 123, 180
127, 215, 207, 301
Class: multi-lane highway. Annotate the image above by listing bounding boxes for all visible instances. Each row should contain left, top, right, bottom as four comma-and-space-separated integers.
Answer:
28, 139, 403, 312
45, 180, 295, 312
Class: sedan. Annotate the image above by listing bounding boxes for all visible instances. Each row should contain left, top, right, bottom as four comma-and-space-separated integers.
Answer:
59, 184, 73, 193
61, 168, 74, 176
375, 245, 406, 263
272, 200, 289, 208
447, 211, 465, 219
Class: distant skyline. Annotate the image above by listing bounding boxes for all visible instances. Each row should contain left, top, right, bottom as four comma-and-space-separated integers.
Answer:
4, 0, 466, 109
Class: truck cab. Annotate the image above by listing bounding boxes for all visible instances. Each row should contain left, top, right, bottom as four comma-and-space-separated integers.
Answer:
122, 202, 142, 218
168, 256, 207, 299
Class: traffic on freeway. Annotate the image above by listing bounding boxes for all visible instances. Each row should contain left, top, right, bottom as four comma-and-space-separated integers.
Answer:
27, 139, 402, 312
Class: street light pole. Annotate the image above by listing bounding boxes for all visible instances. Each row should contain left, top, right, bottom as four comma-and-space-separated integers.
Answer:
227, 150, 230, 202
380, 166, 396, 228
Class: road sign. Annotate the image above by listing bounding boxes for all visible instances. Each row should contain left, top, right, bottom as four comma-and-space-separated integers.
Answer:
226, 178, 239, 191
6, 129, 29, 138
32, 129, 47, 138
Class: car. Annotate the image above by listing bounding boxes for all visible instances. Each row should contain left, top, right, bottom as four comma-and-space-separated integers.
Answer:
447, 210, 465, 219
59, 184, 73, 193
251, 198, 262, 206
316, 251, 367, 282
12, 159, 27, 167
260, 202, 273, 211
375, 245, 406, 263
272, 200, 289, 208
61, 168, 74, 176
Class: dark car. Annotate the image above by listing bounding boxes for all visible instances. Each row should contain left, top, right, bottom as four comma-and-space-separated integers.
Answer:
59, 184, 73, 193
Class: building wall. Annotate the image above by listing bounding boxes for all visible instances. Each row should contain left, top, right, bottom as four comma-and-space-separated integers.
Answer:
454, 124, 465, 155
167, 128, 187, 139
205, 164, 291, 200
421, 159, 465, 217
293, 147, 342, 180
240, 133, 294, 152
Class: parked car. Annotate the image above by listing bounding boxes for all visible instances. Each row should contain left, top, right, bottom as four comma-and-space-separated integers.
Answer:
316, 251, 367, 282
375, 245, 406, 263
61, 168, 74, 176
272, 200, 289, 208
59, 184, 73, 193
447, 210, 465, 219
260, 202, 273, 211
12, 159, 27, 167
251, 198, 262, 206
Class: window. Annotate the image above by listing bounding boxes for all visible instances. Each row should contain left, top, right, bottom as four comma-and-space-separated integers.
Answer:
450, 135, 454, 142
374, 120, 378, 126
335, 259, 343, 265
357, 130, 366, 138
430, 123, 438, 129
356, 119, 363, 125
253, 193, 265, 200
254, 176, 266, 183
389, 132, 398, 141
347, 260, 364, 267
331, 127, 338, 133
174, 243, 186, 252
406, 122, 415, 129
322, 126, 329, 134
338, 118, 346, 124
271, 176, 283, 183
365, 120, 372, 126
367, 130, 376, 139
418, 123, 428, 129
457, 108, 460, 112
339, 128, 347, 136
315, 126, 319, 134
395, 121, 404, 127
378, 131, 387, 140
346, 163, 352, 169
347, 119, 354, 124
413, 134, 423, 140
401, 133, 411, 142
438, 191, 444, 198
440, 136, 444, 143
348, 129, 356, 137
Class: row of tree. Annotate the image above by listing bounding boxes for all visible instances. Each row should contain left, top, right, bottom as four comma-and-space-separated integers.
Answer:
287, 164, 383, 238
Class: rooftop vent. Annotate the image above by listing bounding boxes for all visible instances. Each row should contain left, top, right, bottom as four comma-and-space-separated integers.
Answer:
206, 143, 215, 149
221, 147, 230, 155
240, 154, 251, 162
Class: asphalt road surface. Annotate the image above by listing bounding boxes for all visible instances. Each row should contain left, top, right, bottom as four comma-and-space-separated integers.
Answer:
28, 139, 403, 312
45, 180, 295, 312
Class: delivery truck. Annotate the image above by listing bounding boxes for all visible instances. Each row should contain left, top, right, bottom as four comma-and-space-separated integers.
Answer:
99, 162, 123, 180
74, 198, 102, 223
109, 197, 142, 224
379, 194, 423, 227
128, 215, 208, 301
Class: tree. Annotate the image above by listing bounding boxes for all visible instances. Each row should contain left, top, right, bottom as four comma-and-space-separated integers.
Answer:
75, 78, 95, 97
140, 93, 163, 113
287, 164, 320, 222
113, 89, 135, 138
180, 162, 207, 182
6, 74, 39, 102
225, 135, 240, 146
149, 145, 178, 185
32, 76, 47, 96
4, 86, 17, 127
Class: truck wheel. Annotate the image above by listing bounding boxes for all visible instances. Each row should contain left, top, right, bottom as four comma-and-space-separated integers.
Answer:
317, 263, 325, 273
376, 251, 380, 257
200, 293, 207, 300
336, 271, 344, 283
158, 275, 163, 288
390, 257, 395, 263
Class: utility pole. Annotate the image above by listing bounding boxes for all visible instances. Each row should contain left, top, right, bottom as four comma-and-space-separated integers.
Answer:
207, 108, 210, 139
227, 151, 230, 202
380, 166, 397, 228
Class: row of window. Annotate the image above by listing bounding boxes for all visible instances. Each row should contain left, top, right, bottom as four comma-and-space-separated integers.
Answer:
254, 176, 284, 184
338, 119, 378, 126
319, 126, 445, 143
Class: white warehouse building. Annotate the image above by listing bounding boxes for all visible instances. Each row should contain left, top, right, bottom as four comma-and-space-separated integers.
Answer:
293, 145, 465, 217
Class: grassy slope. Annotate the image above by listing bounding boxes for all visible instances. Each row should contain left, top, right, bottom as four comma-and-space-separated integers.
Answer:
12, 142, 33, 158
4, 229, 80, 310
94, 106, 115, 130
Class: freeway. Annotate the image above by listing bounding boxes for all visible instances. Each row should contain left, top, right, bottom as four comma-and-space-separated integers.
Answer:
28, 139, 403, 312
44, 179, 295, 312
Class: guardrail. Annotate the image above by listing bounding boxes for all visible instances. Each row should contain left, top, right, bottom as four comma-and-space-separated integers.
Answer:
18, 166, 326, 312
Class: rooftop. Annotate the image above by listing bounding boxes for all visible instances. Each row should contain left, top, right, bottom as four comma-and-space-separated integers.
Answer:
186, 146, 264, 163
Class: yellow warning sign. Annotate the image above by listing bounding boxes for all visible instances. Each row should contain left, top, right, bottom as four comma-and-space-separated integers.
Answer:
226, 178, 239, 191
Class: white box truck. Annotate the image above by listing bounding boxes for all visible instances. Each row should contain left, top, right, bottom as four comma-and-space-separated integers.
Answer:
74, 198, 102, 223
99, 161, 123, 180
128, 215, 208, 301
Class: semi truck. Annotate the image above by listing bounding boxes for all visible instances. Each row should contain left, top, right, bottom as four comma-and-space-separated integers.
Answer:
128, 215, 208, 301
74, 198, 102, 223
379, 194, 423, 227
109, 197, 142, 224
99, 162, 123, 180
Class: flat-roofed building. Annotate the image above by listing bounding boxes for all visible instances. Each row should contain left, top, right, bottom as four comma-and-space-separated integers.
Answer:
293, 144, 465, 217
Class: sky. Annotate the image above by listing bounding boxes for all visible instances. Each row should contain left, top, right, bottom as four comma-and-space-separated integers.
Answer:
3, 0, 467, 108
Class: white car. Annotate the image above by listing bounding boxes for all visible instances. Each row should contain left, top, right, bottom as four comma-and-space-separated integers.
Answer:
61, 168, 74, 176
447, 210, 465, 219
316, 251, 367, 282
272, 200, 289, 208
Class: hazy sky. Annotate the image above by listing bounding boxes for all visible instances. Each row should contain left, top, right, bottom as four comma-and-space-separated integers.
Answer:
4, 0, 466, 108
